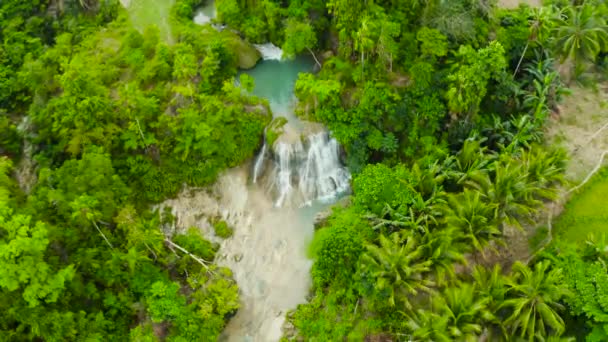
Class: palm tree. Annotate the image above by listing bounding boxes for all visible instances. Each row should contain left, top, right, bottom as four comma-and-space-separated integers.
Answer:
445, 139, 493, 187
553, 4, 608, 75
404, 309, 452, 342
421, 228, 466, 286
358, 232, 434, 309
434, 282, 495, 341
472, 265, 507, 312
514, 6, 556, 76
520, 146, 565, 200
445, 189, 501, 254
471, 159, 536, 227
501, 261, 571, 340
473, 265, 509, 339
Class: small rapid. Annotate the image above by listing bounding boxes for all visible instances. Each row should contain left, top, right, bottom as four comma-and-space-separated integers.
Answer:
253, 43, 283, 60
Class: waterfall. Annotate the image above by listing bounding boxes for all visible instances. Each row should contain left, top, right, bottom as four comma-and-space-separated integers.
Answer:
254, 43, 284, 61
265, 131, 350, 207
299, 133, 351, 204
252, 142, 266, 184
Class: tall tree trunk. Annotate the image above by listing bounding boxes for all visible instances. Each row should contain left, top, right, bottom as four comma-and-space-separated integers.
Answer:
513, 41, 529, 77
361, 50, 365, 81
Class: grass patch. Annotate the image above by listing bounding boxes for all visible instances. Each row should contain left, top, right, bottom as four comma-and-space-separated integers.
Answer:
554, 167, 608, 244
124, 0, 175, 42
529, 225, 549, 251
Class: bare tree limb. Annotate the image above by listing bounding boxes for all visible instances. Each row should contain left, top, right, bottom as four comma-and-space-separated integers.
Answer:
143, 241, 158, 261
165, 238, 213, 272
567, 151, 608, 194
586, 121, 608, 145
135, 118, 148, 150
306, 47, 322, 69
93, 220, 114, 249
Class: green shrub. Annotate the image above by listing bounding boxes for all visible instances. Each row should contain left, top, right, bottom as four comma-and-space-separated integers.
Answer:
213, 219, 233, 238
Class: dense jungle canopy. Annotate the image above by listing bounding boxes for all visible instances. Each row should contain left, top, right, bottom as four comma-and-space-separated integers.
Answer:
2, 0, 608, 341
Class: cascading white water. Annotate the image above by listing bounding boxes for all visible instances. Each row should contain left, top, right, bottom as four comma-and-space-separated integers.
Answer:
259, 131, 351, 207
254, 43, 284, 60
299, 133, 351, 204
252, 142, 266, 184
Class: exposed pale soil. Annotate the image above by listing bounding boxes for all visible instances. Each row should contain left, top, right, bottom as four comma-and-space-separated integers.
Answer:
546, 86, 608, 182
498, 0, 541, 9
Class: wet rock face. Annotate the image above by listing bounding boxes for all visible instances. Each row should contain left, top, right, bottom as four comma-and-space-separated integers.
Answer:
313, 209, 331, 230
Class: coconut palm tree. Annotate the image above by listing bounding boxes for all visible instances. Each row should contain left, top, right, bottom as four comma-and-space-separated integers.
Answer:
514, 6, 557, 76
473, 265, 509, 339
501, 261, 571, 340
445, 189, 501, 254
433, 282, 495, 341
404, 309, 452, 342
358, 232, 434, 309
445, 138, 493, 187
421, 228, 466, 286
471, 159, 536, 227
553, 4, 608, 75
520, 146, 566, 199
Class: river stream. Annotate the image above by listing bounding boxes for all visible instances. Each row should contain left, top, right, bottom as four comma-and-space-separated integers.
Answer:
160, 7, 351, 341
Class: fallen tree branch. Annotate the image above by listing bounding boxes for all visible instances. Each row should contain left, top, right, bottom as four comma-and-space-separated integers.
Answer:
165, 238, 213, 272
93, 220, 114, 250
567, 151, 608, 194
586, 121, 608, 145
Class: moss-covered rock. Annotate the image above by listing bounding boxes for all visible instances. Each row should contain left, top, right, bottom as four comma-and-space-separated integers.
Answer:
220, 30, 261, 69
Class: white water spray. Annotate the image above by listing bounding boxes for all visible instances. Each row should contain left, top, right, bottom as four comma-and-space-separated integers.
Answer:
193, 0, 216, 25
299, 133, 351, 204
253, 131, 350, 207
254, 43, 284, 61
251, 142, 266, 184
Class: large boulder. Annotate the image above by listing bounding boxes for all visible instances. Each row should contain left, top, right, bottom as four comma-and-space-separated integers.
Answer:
220, 30, 261, 69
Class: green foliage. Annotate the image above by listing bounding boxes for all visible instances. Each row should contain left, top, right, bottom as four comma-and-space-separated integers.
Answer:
417, 27, 448, 58
212, 219, 233, 239
433, 282, 495, 340
173, 227, 218, 271
0, 210, 75, 307
0, 0, 592, 340
265, 116, 288, 148
310, 206, 369, 287
501, 261, 570, 340
353, 164, 416, 215
445, 189, 501, 253
358, 232, 433, 309
0, 113, 21, 156
555, 167, 608, 243
446, 41, 508, 116
282, 19, 317, 59
553, 4, 608, 75
552, 236, 608, 341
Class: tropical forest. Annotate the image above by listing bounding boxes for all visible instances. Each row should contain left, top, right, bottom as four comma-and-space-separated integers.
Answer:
2, 0, 608, 341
